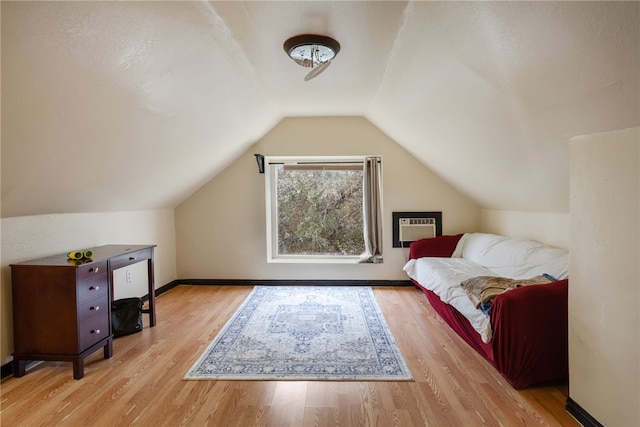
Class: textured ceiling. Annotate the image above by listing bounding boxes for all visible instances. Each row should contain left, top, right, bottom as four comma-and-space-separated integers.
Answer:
2, 1, 638, 218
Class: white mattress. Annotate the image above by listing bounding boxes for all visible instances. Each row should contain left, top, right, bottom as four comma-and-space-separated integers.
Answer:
403, 257, 498, 343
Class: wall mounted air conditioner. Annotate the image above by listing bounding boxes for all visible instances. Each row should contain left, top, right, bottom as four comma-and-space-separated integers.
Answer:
392, 211, 442, 248
398, 218, 436, 243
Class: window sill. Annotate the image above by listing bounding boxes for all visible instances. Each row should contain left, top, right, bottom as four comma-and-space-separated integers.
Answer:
267, 257, 362, 264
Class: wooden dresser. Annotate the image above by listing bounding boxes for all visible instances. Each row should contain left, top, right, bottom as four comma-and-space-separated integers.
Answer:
10, 245, 156, 379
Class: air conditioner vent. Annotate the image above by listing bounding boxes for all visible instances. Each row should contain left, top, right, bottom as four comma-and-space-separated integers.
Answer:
399, 218, 436, 243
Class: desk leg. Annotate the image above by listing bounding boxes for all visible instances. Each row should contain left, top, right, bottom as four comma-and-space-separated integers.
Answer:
104, 338, 113, 359
13, 358, 26, 378
72, 358, 85, 380
147, 257, 156, 327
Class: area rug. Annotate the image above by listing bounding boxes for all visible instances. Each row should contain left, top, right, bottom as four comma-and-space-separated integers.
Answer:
184, 286, 413, 381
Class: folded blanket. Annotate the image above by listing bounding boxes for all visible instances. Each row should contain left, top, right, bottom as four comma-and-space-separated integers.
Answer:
461, 275, 551, 308
404, 257, 497, 342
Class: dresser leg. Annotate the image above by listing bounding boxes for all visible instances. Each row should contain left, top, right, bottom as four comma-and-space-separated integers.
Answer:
13, 358, 26, 377
104, 338, 113, 359
72, 358, 85, 380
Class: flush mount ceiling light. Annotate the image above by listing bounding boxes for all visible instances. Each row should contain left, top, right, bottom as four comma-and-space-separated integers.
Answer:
283, 34, 340, 81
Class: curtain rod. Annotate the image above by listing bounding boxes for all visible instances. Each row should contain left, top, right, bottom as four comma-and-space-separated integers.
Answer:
267, 160, 381, 165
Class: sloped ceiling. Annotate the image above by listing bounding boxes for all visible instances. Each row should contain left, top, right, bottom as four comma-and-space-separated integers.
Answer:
2, 1, 638, 218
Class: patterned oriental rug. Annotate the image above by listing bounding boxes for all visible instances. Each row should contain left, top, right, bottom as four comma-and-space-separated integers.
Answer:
184, 286, 413, 381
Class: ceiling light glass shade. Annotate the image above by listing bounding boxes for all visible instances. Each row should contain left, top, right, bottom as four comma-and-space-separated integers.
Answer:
284, 35, 340, 76
287, 44, 337, 67
304, 61, 331, 81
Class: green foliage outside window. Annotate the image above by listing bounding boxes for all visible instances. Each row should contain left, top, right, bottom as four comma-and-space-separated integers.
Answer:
276, 166, 364, 256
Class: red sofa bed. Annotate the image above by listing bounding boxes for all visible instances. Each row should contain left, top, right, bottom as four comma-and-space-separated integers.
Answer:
407, 234, 569, 389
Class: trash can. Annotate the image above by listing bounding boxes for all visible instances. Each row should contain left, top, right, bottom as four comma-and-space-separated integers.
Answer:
111, 297, 143, 337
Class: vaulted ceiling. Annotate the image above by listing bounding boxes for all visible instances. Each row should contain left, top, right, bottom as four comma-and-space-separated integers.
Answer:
2, 1, 638, 218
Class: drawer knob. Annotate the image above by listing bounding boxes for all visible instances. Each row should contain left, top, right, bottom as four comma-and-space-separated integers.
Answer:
89, 286, 100, 291
129, 257, 136, 261
90, 329, 101, 335
89, 267, 99, 273
90, 306, 100, 311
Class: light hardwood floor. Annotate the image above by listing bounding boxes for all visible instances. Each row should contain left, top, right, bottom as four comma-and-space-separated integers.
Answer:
1, 285, 578, 426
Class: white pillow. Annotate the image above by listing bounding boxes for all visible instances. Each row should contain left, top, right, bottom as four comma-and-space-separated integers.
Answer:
458, 233, 569, 280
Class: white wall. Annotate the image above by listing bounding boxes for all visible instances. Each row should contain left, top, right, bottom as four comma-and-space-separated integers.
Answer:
481, 210, 570, 249
569, 127, 639, 426
175, 116, 481, 281
0, 209, 177, 364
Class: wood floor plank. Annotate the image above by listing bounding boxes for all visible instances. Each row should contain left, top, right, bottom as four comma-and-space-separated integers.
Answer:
0, 285, 578, 426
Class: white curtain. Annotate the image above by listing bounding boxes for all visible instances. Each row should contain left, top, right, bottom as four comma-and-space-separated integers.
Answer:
359, 156, 383, 263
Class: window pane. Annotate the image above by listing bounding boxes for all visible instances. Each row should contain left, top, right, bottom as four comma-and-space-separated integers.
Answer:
276, 165, 364, 256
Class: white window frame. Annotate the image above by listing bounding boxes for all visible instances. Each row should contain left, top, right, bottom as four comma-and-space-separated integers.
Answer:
264, 155, 372, 264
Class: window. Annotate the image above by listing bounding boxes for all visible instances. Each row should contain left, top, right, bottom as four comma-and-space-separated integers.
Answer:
265, 156, 382, 263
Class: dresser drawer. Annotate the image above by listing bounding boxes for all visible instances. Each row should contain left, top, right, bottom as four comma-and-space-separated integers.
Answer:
78, 260, 108, 280
78, 294, 109, 324
77, 262, 108, 302
109, 247, 153, 270
79, 314, 110, 349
